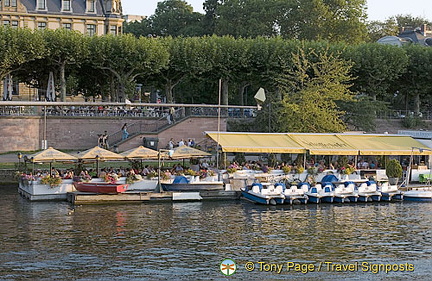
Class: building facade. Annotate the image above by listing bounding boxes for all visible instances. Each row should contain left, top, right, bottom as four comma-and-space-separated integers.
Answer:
0, 0, 124, 36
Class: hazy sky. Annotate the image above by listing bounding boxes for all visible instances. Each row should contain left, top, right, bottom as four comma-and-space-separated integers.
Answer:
122, 0, 432, 21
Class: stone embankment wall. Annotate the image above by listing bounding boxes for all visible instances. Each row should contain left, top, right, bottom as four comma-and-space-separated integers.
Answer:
0, 116, 224, 153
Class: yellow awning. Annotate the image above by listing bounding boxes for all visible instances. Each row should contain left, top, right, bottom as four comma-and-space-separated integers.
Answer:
288, 134, 358, 155
338, 135, 432, 155
205, 132, 306, 153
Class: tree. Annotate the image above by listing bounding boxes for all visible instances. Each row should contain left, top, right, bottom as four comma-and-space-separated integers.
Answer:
41, 29, 89, 101
396, 45, 432, 115
89, 34, 169, 101
345, 43, 408, 102
124, 18, 154, 38
367, 18, 399, 42
275, 48, 355, 133
0, 27, 44, 83
213, 0, 283, 38
156, 36, 214, 103
279, 0, 368, 43
151, 0, 205, 37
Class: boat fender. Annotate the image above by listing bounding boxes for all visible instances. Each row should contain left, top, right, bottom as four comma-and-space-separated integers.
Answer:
269, 198, 277, 206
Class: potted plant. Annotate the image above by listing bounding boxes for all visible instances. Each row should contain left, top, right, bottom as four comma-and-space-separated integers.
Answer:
386, 159, 403, 185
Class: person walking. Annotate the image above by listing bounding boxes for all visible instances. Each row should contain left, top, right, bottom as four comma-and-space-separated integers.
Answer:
122, 123, 129, 140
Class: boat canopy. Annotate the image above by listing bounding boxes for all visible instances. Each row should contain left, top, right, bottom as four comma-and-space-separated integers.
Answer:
205, 132, 432, 156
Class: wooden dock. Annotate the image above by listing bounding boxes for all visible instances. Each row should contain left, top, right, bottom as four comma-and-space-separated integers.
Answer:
67, 190, 241, 205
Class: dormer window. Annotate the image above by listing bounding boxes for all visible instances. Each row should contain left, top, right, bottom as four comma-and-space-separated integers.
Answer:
62, 0, 72, 12
5, 0, 17, 7
37, 0, 46, 10
87, 0, 96, 13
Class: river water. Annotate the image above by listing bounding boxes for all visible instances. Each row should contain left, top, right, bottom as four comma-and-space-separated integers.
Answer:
0, 185, 431, 280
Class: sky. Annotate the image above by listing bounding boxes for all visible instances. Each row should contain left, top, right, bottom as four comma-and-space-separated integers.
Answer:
122, 0, 432, 21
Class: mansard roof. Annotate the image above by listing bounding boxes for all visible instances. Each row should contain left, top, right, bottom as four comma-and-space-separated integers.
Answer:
19, 0, 120, 18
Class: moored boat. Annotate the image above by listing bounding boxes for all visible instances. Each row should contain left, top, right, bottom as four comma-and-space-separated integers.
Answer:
378, 182, 403, 201
18, 177, 75, 201
356, 181, 381, 202
73, 181, 128, 194
241, 183, 285, 205
305, 183, 334, 204
333, 181, 358, 203
402, 189, 432, 202
283, 182, 309, 204
161, 176, 224, 192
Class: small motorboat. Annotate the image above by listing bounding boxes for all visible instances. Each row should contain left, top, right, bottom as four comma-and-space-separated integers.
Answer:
161, 176, 224, 192
356, 181, 382, 202
73, 182, 128, 194
333, 181, 358, 203
283, 182, 308, 204
378, 182, 403, 201
403, 189, 432, 202
241, 182, 285, 205
305, 182, 334, 204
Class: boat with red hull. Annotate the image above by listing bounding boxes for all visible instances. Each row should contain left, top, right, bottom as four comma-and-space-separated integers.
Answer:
73, 182, 128, 194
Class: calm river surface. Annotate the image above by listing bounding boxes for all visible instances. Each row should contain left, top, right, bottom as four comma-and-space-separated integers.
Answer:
0, 185, 431, 280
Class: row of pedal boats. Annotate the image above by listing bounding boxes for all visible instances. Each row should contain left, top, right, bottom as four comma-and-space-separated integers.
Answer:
240, 175, 431, 205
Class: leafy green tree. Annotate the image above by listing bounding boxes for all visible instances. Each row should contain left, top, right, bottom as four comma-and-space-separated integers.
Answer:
151, 0, 205, 37
367, 18, 399, 42
345, 43, 408, 102
156, 36, 214, 103
40, 29, 89, 101
396, 45, 432, 115
213, 0, 283, 38
124, 18, 154, 38
279, 0, 368, 43
394, 15, 432, 31
275, 48, 355, 133
0, 27, 44, 84
88, 34, 169, 101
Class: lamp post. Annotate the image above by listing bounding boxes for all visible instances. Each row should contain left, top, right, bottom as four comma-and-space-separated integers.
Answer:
17, 152, 22, 170
95, 155, 100, 177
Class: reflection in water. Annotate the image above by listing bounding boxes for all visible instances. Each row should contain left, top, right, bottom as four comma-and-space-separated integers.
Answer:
0, 185, 431, 280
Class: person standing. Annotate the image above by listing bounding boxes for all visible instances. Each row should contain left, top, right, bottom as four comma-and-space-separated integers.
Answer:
169, 138, 175, 150
122, 123, 129, 140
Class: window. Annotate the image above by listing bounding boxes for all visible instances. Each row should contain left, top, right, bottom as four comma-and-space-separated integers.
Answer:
62, 23, 72, 30
11, 21, 18, 28
4, 0, 10, 6
3, 20, 10, 26
11, 0, 16, 6
37, 22, 47, 30
37, 0, 46, 10
87, 0, 95, 13
86, 24, 96, 36
110, 25, 117, 35
62, 0, 71, 11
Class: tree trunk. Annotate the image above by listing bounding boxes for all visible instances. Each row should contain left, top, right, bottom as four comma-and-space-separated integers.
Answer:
60, 62, 66, 102
165, 80, 174, 103
221, 78, 229, 115
414, 92, 420, 115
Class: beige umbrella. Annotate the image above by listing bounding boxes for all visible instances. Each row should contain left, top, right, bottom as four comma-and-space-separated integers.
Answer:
27, 147, 78, 162
169, 145, 211, 159
76, 146, 125, 175
25, 147, 77, 174
76, 146, 124, 161
120, 146, 159, 160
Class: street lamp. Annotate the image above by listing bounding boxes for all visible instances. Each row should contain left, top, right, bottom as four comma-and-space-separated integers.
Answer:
17, 152, 22, 170
95, 155, 100, 177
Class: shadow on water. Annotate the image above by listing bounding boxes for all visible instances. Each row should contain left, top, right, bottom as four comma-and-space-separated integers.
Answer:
0, 185, 431, 280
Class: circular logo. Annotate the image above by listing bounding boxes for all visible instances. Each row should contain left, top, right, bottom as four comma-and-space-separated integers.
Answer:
220, 258, 237, 276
